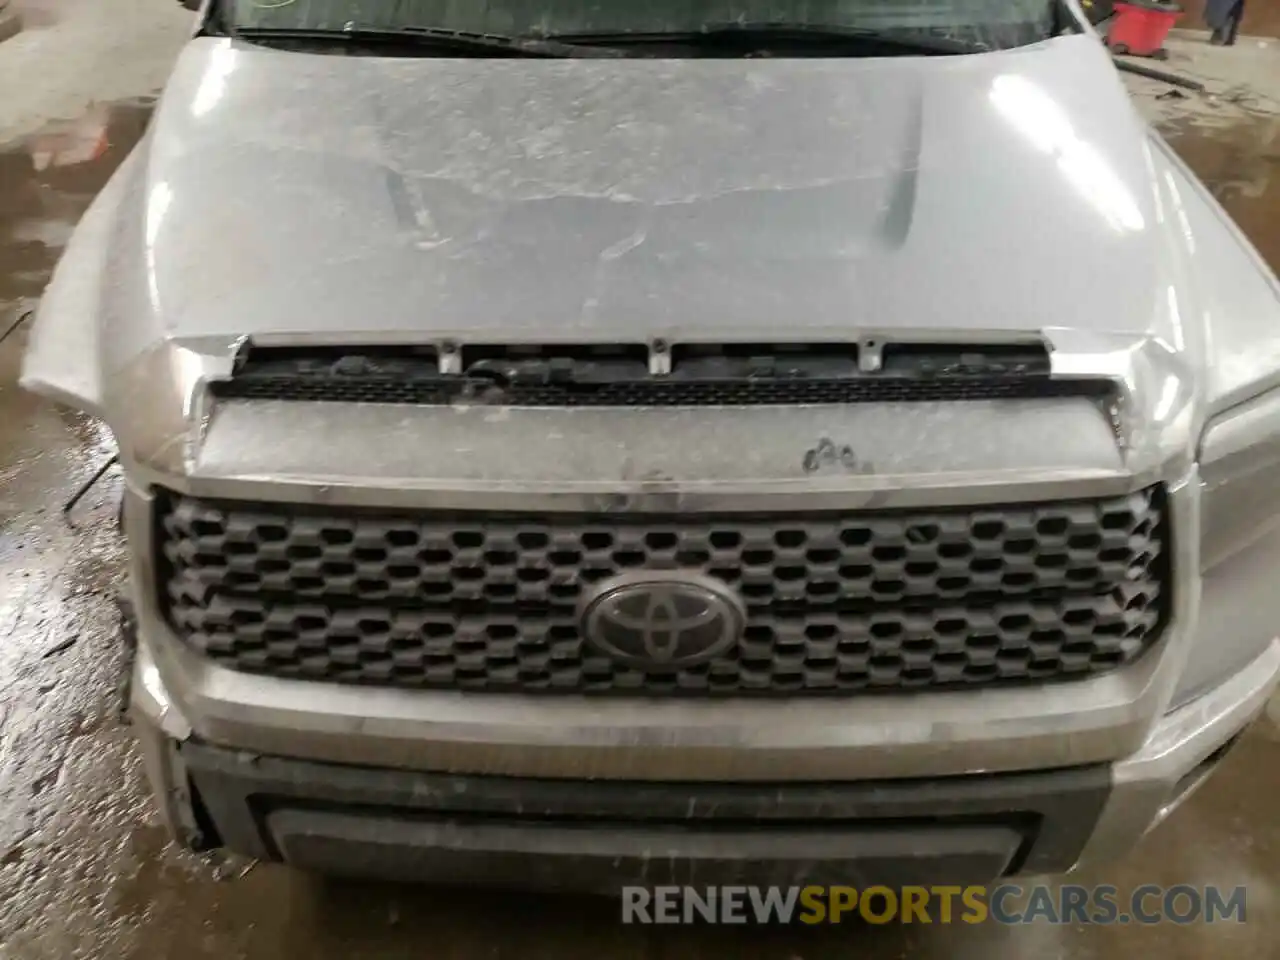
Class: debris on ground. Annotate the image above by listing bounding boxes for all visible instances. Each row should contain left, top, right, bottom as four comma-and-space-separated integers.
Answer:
1121, 32, 1280, 125
40, 633, 77, 659
202, 849, 260, 883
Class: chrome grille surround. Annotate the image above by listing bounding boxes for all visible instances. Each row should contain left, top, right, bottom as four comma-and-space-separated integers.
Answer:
157, 487, 1169, 695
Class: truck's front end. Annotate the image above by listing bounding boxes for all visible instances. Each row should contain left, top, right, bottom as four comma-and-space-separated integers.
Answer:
22, 0, 1280, 888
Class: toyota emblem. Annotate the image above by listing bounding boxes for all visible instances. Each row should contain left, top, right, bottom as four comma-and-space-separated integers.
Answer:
579, 571, 747, 670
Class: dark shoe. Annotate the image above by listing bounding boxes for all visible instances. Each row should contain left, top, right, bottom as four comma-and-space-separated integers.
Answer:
1209, 28, 1226, 44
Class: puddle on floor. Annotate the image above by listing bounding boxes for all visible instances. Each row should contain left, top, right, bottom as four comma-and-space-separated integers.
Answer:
0, 100, 150, 529
1163, 110, 1280, 273
0, 98, 152, 308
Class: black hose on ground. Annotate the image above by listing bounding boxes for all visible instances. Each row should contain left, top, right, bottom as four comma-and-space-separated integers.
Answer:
63, 454, 120, 526
0, 309, 32, 346
1114, 57, 1208, 92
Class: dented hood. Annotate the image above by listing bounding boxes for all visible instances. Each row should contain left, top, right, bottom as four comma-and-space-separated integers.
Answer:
131, 33, 1169, 344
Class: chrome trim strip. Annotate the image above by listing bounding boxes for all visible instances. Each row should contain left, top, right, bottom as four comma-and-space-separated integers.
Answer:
240, 327, 1057, 350
148, 467, 1160, 513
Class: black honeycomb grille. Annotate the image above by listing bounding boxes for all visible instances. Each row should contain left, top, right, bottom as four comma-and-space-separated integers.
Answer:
213, 376, 1113, 407
157, 488, 1169, 696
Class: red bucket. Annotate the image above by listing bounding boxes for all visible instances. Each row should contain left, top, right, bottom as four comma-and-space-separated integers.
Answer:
1108, 1, 1183, 58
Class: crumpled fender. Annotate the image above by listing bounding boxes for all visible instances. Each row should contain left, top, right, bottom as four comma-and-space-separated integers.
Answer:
1147, 132, 1280, 416
19, 149, 142, 421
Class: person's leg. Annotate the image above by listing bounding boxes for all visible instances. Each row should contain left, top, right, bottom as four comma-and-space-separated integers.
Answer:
1207, 0, 1229, 43
1206, 0, 1239, 43
1225, 0, 1244, 44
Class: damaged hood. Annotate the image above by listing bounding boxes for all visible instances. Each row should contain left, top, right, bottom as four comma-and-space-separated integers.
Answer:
131, 34, 1171, 344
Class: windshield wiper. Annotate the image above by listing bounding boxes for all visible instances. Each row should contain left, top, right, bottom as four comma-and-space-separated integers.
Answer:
233, 25, 629, 58
547, 22, 990, 56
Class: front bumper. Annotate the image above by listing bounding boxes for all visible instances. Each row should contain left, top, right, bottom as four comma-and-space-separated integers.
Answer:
119, 374, 1280, 883
132, 631, 1279, 886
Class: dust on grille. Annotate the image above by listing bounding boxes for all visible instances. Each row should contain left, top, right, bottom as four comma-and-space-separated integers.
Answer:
158, 488, 1168, 695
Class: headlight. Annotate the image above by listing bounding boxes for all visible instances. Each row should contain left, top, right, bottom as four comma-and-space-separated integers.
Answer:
1173, 388, 1280, 706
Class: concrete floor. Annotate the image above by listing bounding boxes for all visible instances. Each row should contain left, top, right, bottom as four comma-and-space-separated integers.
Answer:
1, 7, 1280, 959
0, 0, 190, 143
1176, 0, 1280, 40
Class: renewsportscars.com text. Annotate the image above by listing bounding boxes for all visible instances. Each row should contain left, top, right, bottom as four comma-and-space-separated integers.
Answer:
621, 884, 1247, 925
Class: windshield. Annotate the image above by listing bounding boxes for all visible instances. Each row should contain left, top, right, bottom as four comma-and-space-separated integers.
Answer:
223, 0, 1060, 51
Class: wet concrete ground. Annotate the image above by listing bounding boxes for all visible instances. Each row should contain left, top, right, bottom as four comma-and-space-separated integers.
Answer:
1178, 0, 1280, 39
2, 70, 1280, 960
0, 0, 190, 144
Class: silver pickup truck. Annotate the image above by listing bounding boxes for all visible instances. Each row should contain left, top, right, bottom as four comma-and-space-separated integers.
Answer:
21, 0, 1280, 890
